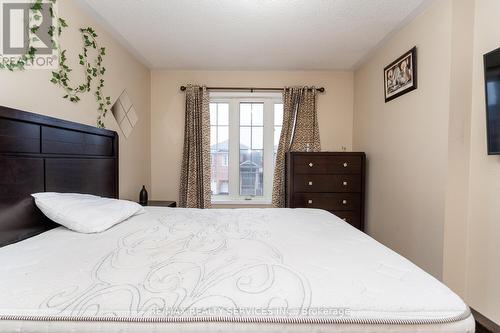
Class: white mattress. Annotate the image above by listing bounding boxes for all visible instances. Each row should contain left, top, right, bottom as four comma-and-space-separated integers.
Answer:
0, 207, 474, 333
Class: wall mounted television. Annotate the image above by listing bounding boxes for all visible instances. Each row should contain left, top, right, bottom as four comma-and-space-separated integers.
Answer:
484, 47, 500, 155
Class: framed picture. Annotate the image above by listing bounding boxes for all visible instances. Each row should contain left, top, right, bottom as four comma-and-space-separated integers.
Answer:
384, 47, 417, 102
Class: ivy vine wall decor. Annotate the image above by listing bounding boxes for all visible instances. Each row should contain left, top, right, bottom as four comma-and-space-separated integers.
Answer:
0, 0, 111, 128
51, 26, 112, 128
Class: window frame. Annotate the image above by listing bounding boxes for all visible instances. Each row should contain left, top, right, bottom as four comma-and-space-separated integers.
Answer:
210, 92, 282, 204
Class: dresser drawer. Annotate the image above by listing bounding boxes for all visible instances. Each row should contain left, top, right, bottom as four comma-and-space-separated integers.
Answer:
293, 193, 360, 210
330, 211, 361, 229
293, 174, 361, 193
293, 155, 362, 174
287, 152, 366, 232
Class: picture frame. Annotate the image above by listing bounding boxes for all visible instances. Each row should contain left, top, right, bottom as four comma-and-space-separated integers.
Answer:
384, 47, 417, 102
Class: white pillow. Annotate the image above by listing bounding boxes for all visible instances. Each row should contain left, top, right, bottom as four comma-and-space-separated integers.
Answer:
31, 192, 144, 233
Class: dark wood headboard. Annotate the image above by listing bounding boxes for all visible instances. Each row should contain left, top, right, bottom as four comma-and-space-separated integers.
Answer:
0, 106, 119, 247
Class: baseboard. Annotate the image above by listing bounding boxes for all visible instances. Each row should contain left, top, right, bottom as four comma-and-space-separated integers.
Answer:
471, 308, 500, 333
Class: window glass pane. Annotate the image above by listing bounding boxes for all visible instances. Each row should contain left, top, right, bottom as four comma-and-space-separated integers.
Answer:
211, 152, 229, 196
240, 103, 252, 125
218, 126, 229, 151
240, 127, 251, 149
274, 103, 283, 126
210, 103, 217, 124
240, 149, 251, 164
218, 103, 229, 125
210, 126, 217, 149
220, 180, 229, 193
240, 102, 251, 112
252, 103, 264, 126
240, 150, 263, 197
222, 154, 229, 166
251, 150, 263, 166
252, 127, 263, 149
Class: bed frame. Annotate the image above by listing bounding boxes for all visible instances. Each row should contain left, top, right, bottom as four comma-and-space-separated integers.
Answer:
0, 106, 119, 247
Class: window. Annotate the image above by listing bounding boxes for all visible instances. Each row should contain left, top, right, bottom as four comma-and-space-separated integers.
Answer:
210, 93, 283, 203
240, 103, 264, 196
210, 102, 229, 196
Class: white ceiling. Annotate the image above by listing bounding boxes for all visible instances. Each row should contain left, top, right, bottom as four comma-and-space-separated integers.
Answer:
74, 0, 432, 70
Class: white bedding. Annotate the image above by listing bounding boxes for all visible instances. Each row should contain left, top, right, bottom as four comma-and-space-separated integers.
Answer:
0, 208, 474, 333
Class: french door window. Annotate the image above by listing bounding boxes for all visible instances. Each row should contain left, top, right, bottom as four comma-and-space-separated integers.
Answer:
210, 92, 283, 203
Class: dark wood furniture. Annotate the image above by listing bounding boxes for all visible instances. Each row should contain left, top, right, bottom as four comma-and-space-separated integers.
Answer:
143, 200, 176, 207
287, 152, 366, 231
0, 106, 119, 247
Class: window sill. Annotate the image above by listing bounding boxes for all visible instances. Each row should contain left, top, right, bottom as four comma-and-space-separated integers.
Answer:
211, 199, 272, 206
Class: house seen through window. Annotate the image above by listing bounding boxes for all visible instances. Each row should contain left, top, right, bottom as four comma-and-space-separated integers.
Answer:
210, 93, 283, 203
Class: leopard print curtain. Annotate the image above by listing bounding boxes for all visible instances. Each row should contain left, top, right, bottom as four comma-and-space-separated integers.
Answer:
272, 87, 321, 208
179, 85, 212, 208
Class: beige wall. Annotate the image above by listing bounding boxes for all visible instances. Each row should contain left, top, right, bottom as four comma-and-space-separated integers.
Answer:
151, 70, 354, 203
442, 0, 475, 299
465, 0, 500, 323
354, 0, 500, 323
0, 0, 151, 200
353, 0, 452, 278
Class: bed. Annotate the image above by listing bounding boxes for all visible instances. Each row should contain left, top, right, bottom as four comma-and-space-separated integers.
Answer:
0, 107, 474, 333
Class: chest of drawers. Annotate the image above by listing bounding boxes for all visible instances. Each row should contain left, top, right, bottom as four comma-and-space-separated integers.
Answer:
286, 152, 366, 231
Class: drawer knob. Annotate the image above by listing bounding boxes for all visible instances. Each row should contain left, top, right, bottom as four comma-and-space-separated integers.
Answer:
308, 199, 313, 204
343, 162, 348, 168
309, 162, 314, 167
308, 181, 313, 186
342, 200, 347, 205
343, 181, 348, 186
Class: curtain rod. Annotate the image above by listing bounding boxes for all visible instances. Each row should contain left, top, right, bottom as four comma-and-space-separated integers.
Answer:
180, 86, 325, 93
